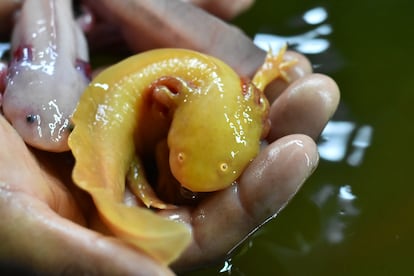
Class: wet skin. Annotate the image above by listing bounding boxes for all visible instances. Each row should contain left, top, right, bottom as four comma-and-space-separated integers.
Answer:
2, 0, 90, 152
68, 47, 292, 263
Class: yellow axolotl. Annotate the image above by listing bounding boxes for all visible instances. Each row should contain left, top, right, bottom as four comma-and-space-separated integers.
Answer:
68, 47, 294, 264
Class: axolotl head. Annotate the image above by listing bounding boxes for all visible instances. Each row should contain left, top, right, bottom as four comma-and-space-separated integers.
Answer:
2, 60, 89, 152
166, 81, 268, 193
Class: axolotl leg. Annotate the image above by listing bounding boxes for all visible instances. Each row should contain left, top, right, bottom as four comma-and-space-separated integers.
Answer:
2, 0, 90, 152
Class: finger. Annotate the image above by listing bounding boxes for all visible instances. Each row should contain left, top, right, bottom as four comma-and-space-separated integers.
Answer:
167, 134, 318, 271
86, 0, 265, 77
264, 50, 313, 104
267, 73, 340, 141
0, 191, 173, 275
187, 0, 254, 19
0, 116, 83, 223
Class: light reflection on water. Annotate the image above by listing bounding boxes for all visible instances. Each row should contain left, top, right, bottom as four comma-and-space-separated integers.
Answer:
0, 43, 9, 55
253, 6, 343, 74
253, 5, 375, 167
319, 121, 373, 166
206, 6, 376, 276
254, 23, 332, 55
303, 7, 328, 25
254, 7, 331, 55
311, 183, 359, 245
346, 125, 373, 167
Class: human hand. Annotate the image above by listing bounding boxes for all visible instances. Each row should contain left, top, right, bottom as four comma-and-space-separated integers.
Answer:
183, 0, 254, 19
0, 116, 175, 275
161, 54, 340, 271
0, 64, 338, 274
0, 0, 340, 274
84, 2, 340, 271
81, 0, 264, 74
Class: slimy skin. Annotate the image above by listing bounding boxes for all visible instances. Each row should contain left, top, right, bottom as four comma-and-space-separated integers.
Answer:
68, 47, 292, 264
155, 71, 269, 193
70, 48, 269, 194
2, 0, 90, 152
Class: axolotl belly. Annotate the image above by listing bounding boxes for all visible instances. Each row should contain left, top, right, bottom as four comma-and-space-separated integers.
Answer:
2, 0, 90, 152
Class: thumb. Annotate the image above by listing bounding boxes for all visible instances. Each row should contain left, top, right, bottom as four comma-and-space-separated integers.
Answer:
0, 189, 174, 275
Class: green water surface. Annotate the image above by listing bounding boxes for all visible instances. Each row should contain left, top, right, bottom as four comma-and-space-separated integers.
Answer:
186, 0, 414, 275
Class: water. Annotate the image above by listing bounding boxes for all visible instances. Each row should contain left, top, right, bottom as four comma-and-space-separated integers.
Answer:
184, 0, 414, 275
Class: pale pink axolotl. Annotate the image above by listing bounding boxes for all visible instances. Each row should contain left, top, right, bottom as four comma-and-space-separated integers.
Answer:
2, 0, 90, 152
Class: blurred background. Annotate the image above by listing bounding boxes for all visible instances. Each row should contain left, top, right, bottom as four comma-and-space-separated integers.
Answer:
186, 0, 414, 275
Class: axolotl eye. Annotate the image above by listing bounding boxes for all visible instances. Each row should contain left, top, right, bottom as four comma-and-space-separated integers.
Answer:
26, 114, 38, 124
